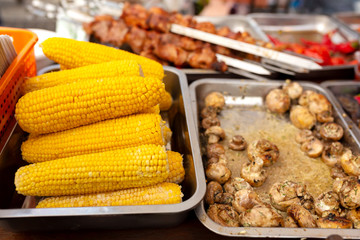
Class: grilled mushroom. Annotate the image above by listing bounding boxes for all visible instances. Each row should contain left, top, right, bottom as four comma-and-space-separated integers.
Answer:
201, 116, 220, 129
315, 191, 341, 217
229, 135, 247, 151
287, 203, 317, 228
206, 162, 231, 184
295, 129, 314, 144
205, 181, 224, 205
205, 92, 225, 110
322, 142, 343, 167
316, 110, 334, 123
207, 204, 240, 227
300, 136, 324, 158
333, 176, 360, 209
319, 122, 344, 141
247, 139, 279, 167
265, 89, 291, 114
299, 91, 332, 115
240, 158, 267, 187
269, 180, 314, 212
223, 177, 252, 195
290, 105, 316, 130
308, 93, 332, 115
232, 189, 263, 213
201, 106, 218, 119
346, 208, 360, 229
299, 90, 316, 107
330, 165, 348, 179
205, 126, 225, 144
283, 81, 303, 99
206, 143, 225, 159
284, 216, 299, 228
317, 214, 352, 229
340, 148, 360, 176
240, 203, 284, 227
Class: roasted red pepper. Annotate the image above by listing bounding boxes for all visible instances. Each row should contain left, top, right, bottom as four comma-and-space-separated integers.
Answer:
303, 45, 331, 65
330, 56, 346, 65
335, 41, 359, 54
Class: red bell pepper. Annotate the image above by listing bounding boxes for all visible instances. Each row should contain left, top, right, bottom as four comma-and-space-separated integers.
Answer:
354, 95, 360, 104
335, 41, 359, 54
303, 45, 331, 65
330, 56, 346, 65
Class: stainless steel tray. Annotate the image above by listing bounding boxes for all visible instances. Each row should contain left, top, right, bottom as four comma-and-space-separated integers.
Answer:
189, 79, 360, 238
0, 66, 206, 232
248, 13, 359, 80
333, 12, 360, 35
321, 80, 360, 138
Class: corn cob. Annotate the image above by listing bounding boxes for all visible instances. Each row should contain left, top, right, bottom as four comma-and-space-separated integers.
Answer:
15, 75, 165, 134
41, 37, 164, 79
21, 60, 141, 94
166, 151, 185, 184
141, 104, 160, 114
15, 144, 169, 196
160, 91, 173, 111
21, 113, 170, 163
36, 182, 182, 208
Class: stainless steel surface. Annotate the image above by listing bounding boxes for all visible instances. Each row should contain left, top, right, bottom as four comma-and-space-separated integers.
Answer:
333, 12, 360, 34
189, 79, 360, 238
248, 13, 359, 80
215, 54, 271, 76
170, 24, 322, 73
0, 66, 206, 231
249, 13, 359, 43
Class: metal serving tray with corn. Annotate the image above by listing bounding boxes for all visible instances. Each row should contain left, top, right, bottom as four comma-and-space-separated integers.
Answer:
0, 38, 205, 231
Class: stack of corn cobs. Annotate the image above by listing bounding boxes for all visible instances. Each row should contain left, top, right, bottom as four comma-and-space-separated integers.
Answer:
14, 37, 185, 208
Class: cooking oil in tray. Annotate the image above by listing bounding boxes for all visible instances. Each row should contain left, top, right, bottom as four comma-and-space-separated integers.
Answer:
218, 105, 333, 203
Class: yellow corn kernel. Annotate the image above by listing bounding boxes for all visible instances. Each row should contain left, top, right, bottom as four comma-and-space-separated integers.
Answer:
15, 75, 165, 134
166, 151, 185, 184
160, 91, 173, 111
15, 144, 169, 196
21, 113, 170, 163
36, 182, 183, 208
22, 60, 141, 94
141, 104, 160, 114
41, 37, 164, 79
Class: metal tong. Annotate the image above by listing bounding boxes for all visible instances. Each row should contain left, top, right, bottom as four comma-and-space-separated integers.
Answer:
170, 23, 323, 76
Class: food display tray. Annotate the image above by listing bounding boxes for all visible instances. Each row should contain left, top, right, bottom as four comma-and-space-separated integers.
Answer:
189, 79, 360, 239
321, 80, 360, 138
333, 12, 360, 34
248, 13, 359, 80
0, 66, 206, 232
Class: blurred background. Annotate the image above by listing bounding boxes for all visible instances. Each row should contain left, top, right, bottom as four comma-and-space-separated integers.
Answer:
1, 0, 359, 32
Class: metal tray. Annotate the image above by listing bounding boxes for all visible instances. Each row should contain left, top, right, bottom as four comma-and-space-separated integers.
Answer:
189, 79, 360, 238
321, 80, 360, 137
248, 13, 359, 80
0, 66, 206, 232
333, 12, 360, 34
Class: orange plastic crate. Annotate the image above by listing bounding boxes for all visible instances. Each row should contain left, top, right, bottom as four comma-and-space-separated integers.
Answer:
0, 27, 38, 140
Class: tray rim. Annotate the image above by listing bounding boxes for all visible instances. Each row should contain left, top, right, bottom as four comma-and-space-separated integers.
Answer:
189, 78, 360, 238
0, 66, 206, 219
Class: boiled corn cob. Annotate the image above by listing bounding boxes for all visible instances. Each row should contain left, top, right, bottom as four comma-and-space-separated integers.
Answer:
41, 37, 164, 79
21, 60, 141, 94
36, 182, 182, 208
15, 144, 169, 196
166, 151, 185, 184
21, 113, 170, 163
15, 75, 165, 134
160, 91, 173, 111
141, 104, 160, 114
